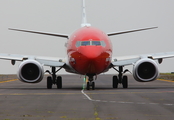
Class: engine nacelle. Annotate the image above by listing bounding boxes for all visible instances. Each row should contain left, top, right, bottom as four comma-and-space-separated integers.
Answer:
133, 58, 159, 82
17, 60, 44, 83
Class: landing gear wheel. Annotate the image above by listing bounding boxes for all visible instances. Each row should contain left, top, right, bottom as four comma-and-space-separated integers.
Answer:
56, 76, 62, 89
122, 76, 128, 88
46, 67, 63, 89
113, 76, 118, 88
92, 82, 95, 90
86, 81, 95, 90
47, 76, 53, 89
87, 82, 90, 90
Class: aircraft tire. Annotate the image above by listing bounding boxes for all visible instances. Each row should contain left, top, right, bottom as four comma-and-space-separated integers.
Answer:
92, 82, 95, 90
113, 76, 118, 88
56, 76, 62, 89
87, 82, 90, 90
122, 76, 128, 88
47, 76, 53, 89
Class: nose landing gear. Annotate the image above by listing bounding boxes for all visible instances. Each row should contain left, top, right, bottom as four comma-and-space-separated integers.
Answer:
87, 81, 95, 90
85, 75, 96, 90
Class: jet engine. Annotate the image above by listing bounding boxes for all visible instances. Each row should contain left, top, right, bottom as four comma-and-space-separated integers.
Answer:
133, 58, 159, 82
17, 60, 44, 83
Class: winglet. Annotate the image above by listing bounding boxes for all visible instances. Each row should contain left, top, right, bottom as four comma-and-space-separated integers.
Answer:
81, 0, 91, 27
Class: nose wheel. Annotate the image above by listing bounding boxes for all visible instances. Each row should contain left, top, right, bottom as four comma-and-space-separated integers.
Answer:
87, 81, 95, 90
85, 75, 96, 90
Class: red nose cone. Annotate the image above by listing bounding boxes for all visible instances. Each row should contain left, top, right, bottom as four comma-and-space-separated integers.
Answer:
79, 46, 102, 59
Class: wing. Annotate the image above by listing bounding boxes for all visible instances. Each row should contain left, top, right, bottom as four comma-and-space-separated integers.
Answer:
111, 55, 141, 66
107, 27, 157, 36
9, 28, 69, 39
111, 52, 174, 67
0, 53, 65, 67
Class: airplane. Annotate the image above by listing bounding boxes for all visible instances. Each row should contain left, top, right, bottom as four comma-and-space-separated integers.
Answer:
1, 0, 174, 90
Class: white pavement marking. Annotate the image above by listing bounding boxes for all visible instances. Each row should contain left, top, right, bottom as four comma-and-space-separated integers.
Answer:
149, 103, 159, 105
81, 89, 174, 107
81, 89, 92, 101
164, 104, 174, 106
137, 102, 146, 105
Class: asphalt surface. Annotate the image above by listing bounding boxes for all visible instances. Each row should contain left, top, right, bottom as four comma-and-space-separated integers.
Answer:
0, 74, 174, 120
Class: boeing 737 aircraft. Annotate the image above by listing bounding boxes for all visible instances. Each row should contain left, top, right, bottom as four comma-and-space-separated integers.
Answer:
2, 0, 174, 90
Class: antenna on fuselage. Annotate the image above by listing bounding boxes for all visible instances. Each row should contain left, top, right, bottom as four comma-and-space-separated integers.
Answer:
81, 0, 91, 27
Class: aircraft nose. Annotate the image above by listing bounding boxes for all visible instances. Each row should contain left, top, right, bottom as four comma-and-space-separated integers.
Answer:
79, 46, 102, 59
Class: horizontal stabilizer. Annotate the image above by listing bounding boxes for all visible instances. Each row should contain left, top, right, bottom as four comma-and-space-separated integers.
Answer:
9, 28, 69, 39
107, 27, 157, 36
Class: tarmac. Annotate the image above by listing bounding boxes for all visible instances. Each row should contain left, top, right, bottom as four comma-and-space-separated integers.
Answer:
0, 74, 174, 120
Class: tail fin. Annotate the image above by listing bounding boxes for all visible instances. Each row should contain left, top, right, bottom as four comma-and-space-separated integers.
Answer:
81, 0, 91, 27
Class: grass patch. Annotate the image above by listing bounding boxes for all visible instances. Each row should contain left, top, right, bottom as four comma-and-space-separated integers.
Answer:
158, 73, 174, 81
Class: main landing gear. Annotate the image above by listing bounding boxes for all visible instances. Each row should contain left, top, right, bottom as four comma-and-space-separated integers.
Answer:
113, 66, 129, 88
46, 67, 62, 89
85, 75, 96, 90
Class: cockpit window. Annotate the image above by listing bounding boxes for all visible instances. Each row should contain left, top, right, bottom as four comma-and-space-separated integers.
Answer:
76, 41, 106, 47
81, 41, 90, 46
92, 41, 101, 46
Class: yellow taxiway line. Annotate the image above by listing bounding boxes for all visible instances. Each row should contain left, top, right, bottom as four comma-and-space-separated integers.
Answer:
157, 79, 174, 83
0, 79, 18, 83
0, 78, 173, 84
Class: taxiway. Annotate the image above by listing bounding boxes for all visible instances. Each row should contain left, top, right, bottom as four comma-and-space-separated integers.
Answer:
0, 74, 174, 120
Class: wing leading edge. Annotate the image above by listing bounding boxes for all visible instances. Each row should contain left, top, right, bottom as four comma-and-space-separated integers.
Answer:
9, 28, 69, 39
0, 53, 65, 67
107, 27, 157, 36
111, 52, 174, 67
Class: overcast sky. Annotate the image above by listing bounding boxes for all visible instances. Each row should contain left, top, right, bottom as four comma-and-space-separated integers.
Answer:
0, 0, 174, 74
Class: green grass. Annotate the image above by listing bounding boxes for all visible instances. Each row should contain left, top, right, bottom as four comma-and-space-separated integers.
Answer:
158, 73, 174, 81
160, 73, 174, 75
